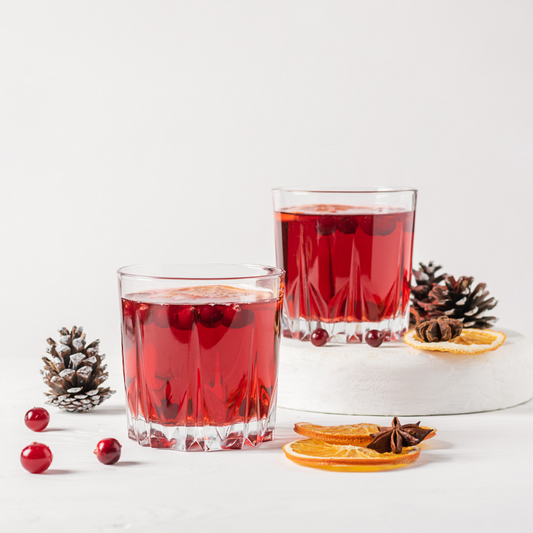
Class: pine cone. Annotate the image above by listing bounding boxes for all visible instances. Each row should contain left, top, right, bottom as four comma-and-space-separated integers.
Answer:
42, 326, 115, 412
410, 261, 447, 326
415, 316, 463, 342
425, 276, 498, 329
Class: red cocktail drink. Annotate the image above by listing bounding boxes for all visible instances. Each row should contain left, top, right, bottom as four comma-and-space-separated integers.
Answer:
118, 265, 284, 451
273, 189, 416, 343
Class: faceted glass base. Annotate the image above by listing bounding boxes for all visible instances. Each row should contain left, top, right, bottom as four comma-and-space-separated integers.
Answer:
282, 311, 410, 343
126, 407, 276, 452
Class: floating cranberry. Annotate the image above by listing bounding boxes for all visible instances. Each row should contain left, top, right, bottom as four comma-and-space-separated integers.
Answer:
337, 216, 358, 235
137, 303, 152, 325
122, 300, 135, 335
222, 305, 253, 328
311, 328, 329, 347
169, 306, 197, 330
24, 407, 50, 432
221, 305, 238, 328
315, 216, 337, 236
199, 305, 224, 328
20, 443, 53, 474
365, 329, 384, 348
152, 305, 170, 328
94, 438, 122, 465
374, 216, 397, 236
358, 216, 374, 236
237, 309, 254, 329
359, 215, 397, 237
180, 307, 198, 329
122, 299, 135, 319
178, 306, 198, 330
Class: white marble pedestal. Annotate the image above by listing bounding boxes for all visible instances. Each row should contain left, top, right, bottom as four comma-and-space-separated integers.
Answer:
278, 329, 533, 415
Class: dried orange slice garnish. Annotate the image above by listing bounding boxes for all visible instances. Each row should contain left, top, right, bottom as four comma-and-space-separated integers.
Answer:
283, 438, 420, 469
294, 422, 436, 446
294, 422, 379, 445
134, 285, 271, 304
404, 328, 506, 354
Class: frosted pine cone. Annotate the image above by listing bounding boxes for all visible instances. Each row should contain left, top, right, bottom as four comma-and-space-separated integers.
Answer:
42, 326, 115, 413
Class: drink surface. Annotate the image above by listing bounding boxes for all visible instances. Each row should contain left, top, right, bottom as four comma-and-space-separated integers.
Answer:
121, 285, 281, 440
275, 203, 414, 330
126, 285, 274, 305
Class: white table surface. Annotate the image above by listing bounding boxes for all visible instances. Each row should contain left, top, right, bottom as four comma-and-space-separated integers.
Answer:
4, 350, 533, 533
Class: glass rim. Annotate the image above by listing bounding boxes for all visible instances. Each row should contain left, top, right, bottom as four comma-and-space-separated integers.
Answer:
272, 186, 417, 194
117, 263, 285, 282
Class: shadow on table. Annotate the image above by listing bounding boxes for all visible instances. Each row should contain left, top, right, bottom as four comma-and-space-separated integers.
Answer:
82, 405, 126, 416
419, 438, 452, 451
43, 469, 74, 475
414, 451, 451, 467
258, 428, 299, 452
114, 461, 144, 467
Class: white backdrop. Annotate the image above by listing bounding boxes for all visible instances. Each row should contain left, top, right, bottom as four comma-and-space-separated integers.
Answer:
2, 0, 533, 362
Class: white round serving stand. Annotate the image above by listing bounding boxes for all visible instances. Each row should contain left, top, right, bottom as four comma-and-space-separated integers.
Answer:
278, 329, 533, 416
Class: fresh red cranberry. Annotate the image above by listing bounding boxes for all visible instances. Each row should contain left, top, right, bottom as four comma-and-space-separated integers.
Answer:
24, 407, 50, 432
137, 303, 152, 325
337, 216, 358, 235
152, 305, 170, 328
94, 438, 122, 465
311, 328, 329, 347
365, 329, 384, 347
315, 216, 337, 236
198, 305, 224, 328
20, 443, 53, 473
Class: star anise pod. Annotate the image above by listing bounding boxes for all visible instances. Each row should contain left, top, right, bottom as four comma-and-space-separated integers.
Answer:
415, 316, 463, 343
367, 417, 432, 454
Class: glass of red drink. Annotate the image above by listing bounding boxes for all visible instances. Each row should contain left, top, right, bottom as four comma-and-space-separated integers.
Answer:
117, 264, 284, 451
273, 187, 416, 343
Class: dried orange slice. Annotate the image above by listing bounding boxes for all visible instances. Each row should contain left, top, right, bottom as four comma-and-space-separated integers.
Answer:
134, 285, 271, 304
283, 438, 420, 469
294, 422, 436, 446
294, 422, 379, 445
404, 328, 506, 354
